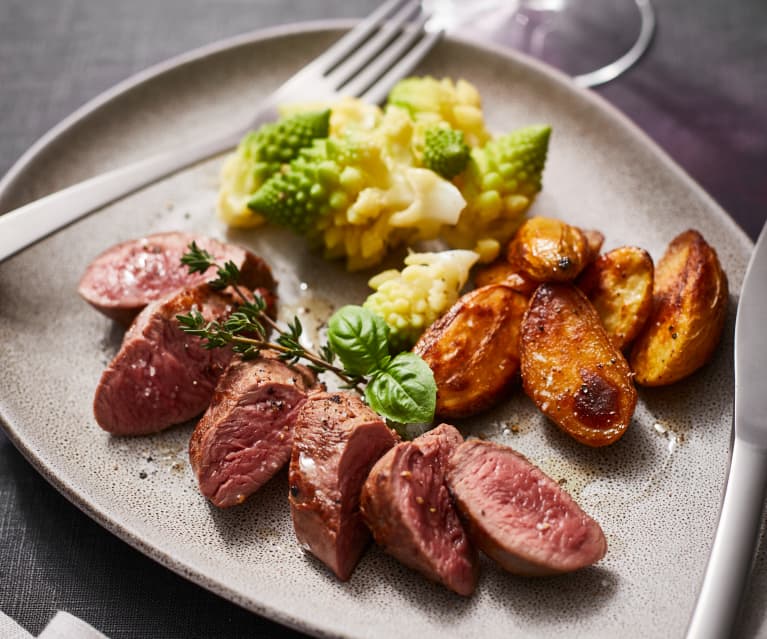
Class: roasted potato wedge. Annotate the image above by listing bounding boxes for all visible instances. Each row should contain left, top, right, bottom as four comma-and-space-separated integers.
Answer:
414, 284, 528, 419
520, 283, 637, 447
630, 230, 728, 386
578, 246, 654, 351
507, 217, 590, 282
473, 259, 538, 296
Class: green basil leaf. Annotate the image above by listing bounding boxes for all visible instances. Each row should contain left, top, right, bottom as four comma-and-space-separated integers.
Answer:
327, 305, 391, 376
365, 352, 436, 424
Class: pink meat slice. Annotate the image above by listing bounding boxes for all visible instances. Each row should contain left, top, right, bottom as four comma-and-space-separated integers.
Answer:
447, 439, 607, 576
93, 285, 235, 436
289, 392, 399, 581
189, 353, 318, 508
78, 231, 275, 325
361, 423, 479, 596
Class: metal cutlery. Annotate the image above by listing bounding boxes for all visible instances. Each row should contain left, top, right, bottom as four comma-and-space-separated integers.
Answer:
687, 222, 767, 638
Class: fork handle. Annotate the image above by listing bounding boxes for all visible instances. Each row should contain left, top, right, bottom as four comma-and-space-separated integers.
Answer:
687, 437, 767, 639
0, 103, 280, 263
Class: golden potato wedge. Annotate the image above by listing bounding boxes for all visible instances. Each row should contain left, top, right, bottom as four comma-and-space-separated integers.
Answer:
507, 217, 590, 282
578, 246, 654, 351
414, 284, 528, 419
630, 230, 728, 386
520, 283, 637, 447
473, 259, 538, 296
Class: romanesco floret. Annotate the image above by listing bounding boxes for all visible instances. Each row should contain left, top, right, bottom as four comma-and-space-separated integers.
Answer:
216, 110, 330, 228
248, 136, 389, 235
363, 250, 479, 350
247, 109, 331, 170
443, 124, 552, 261
469, 124, 550, 199
422, 127, 470, 179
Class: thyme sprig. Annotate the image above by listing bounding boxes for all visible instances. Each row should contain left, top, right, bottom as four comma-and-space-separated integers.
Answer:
176, 243, 360, 389
176, 242, 436, 426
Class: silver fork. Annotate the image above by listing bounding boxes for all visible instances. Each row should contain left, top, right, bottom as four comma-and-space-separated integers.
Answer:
0, 0, 442, 263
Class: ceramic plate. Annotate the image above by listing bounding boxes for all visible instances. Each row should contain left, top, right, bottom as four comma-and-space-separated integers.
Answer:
0, 22, 758, 639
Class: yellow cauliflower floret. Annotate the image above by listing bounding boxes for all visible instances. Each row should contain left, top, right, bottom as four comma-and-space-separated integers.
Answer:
373, 106, 416, 166
364, 249, 479, 349
315, 166, 466, 271
216, 152, 266, 228
387, 77, 491, 148
329, 97, 382, 137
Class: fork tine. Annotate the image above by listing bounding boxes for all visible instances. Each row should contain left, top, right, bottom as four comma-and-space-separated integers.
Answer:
267, 0, 441, 108
341, 11, 431, 98
311, 0, 411, 74
325, 0, 422, 89
360, 27, 443, 105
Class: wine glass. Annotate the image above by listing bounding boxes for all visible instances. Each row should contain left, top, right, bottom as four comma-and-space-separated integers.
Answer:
426, 0, 656, 88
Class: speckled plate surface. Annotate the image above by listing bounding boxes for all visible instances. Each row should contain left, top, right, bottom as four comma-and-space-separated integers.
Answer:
0, 21, 758, 639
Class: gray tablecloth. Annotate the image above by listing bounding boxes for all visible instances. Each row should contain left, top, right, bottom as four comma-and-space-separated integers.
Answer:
1, 1, 765, 637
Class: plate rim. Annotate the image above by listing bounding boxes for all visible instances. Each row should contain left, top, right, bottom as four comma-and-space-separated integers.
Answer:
0, 19, 754, 639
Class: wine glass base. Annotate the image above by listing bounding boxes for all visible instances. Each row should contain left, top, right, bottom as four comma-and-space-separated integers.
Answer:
428, 0, 656, 88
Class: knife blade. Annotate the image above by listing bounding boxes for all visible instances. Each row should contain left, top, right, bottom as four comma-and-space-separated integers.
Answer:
687, 222, 767, 639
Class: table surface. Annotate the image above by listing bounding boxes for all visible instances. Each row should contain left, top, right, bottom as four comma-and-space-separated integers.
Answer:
1, 1, 765, 637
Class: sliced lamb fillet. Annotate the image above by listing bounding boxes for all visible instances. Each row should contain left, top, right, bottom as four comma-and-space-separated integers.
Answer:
447, 440, 607, 576
289, 392, 399, 581
93, 284, 236, 435
190, 353, 318, 508
78, 231, 275, 325
361, 423, 479, 596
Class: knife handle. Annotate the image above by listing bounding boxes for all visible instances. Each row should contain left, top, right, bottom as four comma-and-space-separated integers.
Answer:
687, 438, 767, 639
